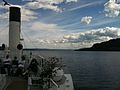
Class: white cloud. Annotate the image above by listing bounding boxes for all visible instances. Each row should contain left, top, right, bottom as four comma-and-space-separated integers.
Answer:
104, 0, 120, 17
0, 12, 9, 20
66, 0, 77, 3
0, 3, 4, 9
81, 16, 92, 24
30, 22, 63, 31
23, 0, 78, 12
21, 27, 120, 49
30, 27, 120, 49
21, 21, 64, 44
21, 8, 38, 21
68, 1, 103, 11
23, 0, 64, 4
55, 27, 120, 48
0, 0, 78, 22
23, 0, 77, 4
0, 26, 9, 45
44, 0, 64, 4
0, 2, 10, 10
24, 1, 62, 12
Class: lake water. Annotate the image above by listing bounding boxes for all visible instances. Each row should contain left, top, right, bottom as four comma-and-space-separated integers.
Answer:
2, 50, 120, 90
24, 50, 120, 90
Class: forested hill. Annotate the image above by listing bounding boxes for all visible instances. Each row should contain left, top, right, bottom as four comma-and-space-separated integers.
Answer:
76, 38, 120, 51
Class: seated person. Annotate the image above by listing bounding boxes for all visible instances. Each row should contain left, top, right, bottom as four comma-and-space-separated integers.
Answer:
28, 58, 38, 76
12, 56, 18, 67
15, 56, 26, 76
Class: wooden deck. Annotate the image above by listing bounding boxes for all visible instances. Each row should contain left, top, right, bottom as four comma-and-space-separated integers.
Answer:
6, 79, 27, 90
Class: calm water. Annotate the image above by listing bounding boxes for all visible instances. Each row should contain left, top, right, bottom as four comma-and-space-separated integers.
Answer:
0, 50, 118, 90
24, 50, 120, 90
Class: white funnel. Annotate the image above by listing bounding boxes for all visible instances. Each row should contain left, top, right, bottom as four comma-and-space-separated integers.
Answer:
9, 6, 21, 60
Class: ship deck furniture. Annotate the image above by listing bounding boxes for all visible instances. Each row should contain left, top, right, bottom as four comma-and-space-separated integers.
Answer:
28, 74, 74, 90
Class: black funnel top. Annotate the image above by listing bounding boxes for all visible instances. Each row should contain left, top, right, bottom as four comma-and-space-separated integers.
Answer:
9, 7, 21, 22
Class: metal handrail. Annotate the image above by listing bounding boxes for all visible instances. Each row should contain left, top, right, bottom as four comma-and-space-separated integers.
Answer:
50, 78, 59, 88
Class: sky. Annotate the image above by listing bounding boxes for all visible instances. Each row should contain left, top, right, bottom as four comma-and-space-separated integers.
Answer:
0, 0, 120, 49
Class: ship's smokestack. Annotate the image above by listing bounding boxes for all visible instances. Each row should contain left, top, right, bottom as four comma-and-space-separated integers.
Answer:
9, 6, 21, 60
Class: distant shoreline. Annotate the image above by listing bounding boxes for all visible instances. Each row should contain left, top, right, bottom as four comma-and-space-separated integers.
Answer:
23, 48, 74, 51
0, 48, 74, 51
75, 38, 120, 51
1, 38, 120, 51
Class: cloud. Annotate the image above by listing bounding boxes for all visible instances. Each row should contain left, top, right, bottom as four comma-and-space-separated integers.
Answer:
30, 21, 63, 31
0, 0, 78, 22
66, 0, 77, 3
68, 1, 103, 11
20, 21, 65, 48
20, 21, 66, 48
56, 27, 120, 48
21, 8, 38, 21
23, 0, 77, 4
0, 12, 9, 20
42, 0, 64, 4
104, 0, 120, 17
23, 0, 64, 4
0, 2, 9, 9
31, 27, 120, 49
23, 0, 78, 12
0, 2, 3, 7
0, 26, 9, 45
81, 16, 92, 24
24, 1, 62, 12
22, 21, 64, 42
